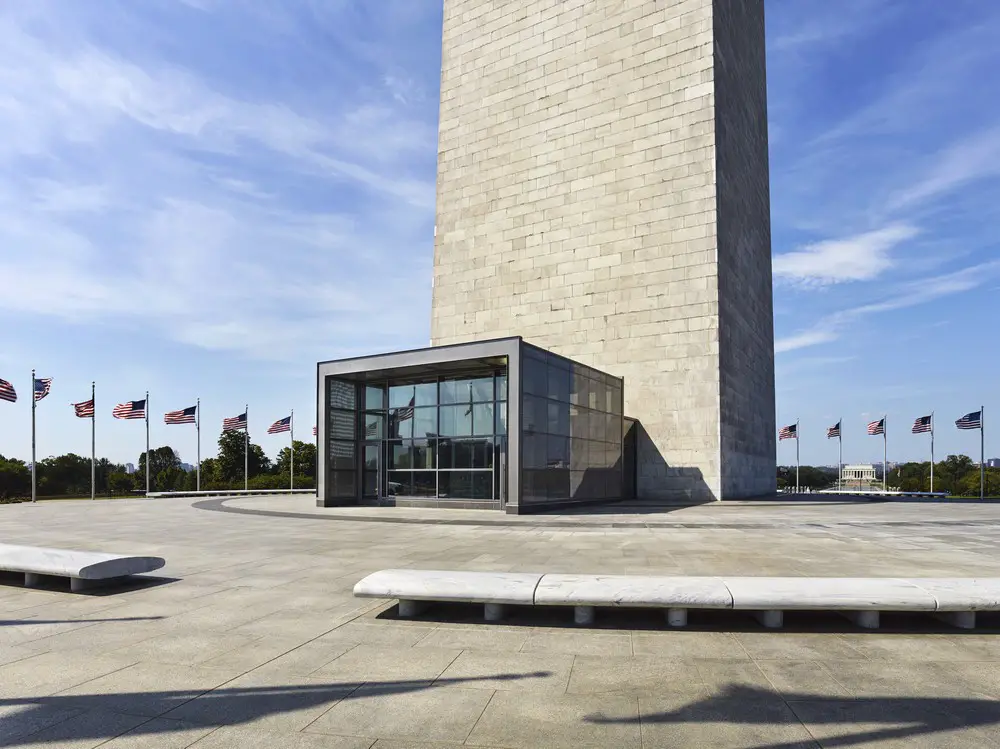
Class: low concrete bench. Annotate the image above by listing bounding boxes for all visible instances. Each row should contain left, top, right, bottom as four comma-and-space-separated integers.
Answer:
0, 543, 165, 592
353, 570, 1000, 630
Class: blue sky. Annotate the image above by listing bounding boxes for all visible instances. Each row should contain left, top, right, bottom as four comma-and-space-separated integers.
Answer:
0, 0, 997, 468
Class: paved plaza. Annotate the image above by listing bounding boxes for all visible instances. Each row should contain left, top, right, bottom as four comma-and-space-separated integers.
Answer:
2, 497, 1000, 747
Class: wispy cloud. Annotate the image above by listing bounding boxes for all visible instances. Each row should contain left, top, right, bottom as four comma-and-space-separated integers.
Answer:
773, 224, 918, 286
775, 260, 1000, 353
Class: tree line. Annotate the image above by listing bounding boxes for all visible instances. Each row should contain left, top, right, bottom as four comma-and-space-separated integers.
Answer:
0, 430, 316, 500
777, 455, 998, 496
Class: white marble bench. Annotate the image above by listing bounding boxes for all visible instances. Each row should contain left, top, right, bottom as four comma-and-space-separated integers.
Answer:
353, 570, 1000, 630
353, 569, 543, 621
0, 543, 165, 592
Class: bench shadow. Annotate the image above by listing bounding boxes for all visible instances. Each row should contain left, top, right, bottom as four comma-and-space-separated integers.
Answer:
1, 673, 550, 746
0, 573, 179, 595
374, 602, 1000, 635
586, 685, 1000, 748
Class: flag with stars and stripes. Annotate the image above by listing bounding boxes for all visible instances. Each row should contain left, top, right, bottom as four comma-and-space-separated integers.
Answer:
268, 416, 291, 434
34, 377, 52, 402
223, 412, 247, 432
778, 424, 797, 441
113, 399, 146, 419
956, 411, 982, 430
72, 399, 95, 418
912, 415, 932, 434
0, 378, 15, 403
165, 406, 197, 425
867, 418, 885, 435
826, 421, 841, 439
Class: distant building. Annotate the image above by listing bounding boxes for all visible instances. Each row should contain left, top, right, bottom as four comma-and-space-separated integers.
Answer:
987, 458, 1000, 469
125, 463, 136, 474
179, 463, 195, 472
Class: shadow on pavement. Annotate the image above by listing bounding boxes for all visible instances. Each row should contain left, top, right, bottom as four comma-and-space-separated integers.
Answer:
0, 616, 165, 627
587, 684, 1000, 747
1, 672, 552, 746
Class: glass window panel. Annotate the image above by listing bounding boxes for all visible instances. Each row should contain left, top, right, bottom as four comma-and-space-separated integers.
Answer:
471, 377, 493, 403
587, 378, 599, 409
439, 404, 472, 437
388, 440, 411, 469
607, 441, 622, 469
363, 413, 383, 440
388, 409, 414, 439
440, 378, 474, 405
363, 444, 379, 471
472, 403, 494, 436
387, 471, 411, 496
548, 401, 570, 436
389, 384, 415, 409
365, 385, 384, 411
610, 384, 623, 415
328, 409, 355, 440
472, 437, 494, 469
495, 402, 507, 435
412, 407, 437, 438
412, 439, 435, 470
522, 434, 546, 469
523, 354, 547, 396
363, 471, 377, 497
569, 369, 585, 406
439, 471, 492, 500
522, 469, 547, 503
606, 413, 621, 444
328, 379, 356, 410
522, 395, 543, 435
412, 471, 436, 497
413, 382, 437, 407
547, 468, 570, 500
547, 363, 570, 402
547, 435, 569, 469
495, 373, 508, 401
328, 470, 356, 498
569, 438, 588, 471
328, 440, 355, 470
438, 439, 473, 469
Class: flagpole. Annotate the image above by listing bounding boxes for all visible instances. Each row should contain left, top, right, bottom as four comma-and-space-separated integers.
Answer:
244, 403, 249, 492
930, 412, 935, 494
145, 390, 150, 496
31, 369, 36, 503
91, 381, 95, 501
795, 419, 800, 494
883, 414, 887, 494
981, 405, 985, 500
838, 417, 843, 491
290, 410, 295, 491
196, 398, 201, 492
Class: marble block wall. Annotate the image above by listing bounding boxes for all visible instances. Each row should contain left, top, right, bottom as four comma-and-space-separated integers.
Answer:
431, 0, 776, 500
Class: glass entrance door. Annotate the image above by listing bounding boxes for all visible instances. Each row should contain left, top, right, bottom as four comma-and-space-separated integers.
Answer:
362, 441, 381, 500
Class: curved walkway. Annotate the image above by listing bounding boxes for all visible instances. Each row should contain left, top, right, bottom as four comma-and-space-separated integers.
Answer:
193, 494, 1000, 530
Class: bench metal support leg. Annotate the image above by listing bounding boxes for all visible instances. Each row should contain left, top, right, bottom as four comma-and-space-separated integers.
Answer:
398, 600, 429, 618
934, 611, 975, 629
70, 577, 92, 593
574, 606, 595, 626
666, 608, 688, 627
484, 603, 505, 622
24, 573, 42, 588
755, 610, 783, 629
843, 611, 880, 629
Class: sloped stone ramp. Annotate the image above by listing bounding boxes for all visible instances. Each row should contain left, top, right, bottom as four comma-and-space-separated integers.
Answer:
354, 570, 1000, 630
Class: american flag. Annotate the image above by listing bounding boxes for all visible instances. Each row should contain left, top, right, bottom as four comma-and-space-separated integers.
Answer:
72, 398, 95, 418
394, 396, 416, 421
827, 421, 841, 439
867, 418, 885, 435
956, 410, 983, 430
268, 416, 291, 434
34, 377, 52, 402
0, 378, 16, 403
165, 406, 197, 425
912, 415, 932, 434
778, 423, 797, 440
223, 412, 247, 432
365, 420, 378, 437
113, 399, 146, 419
